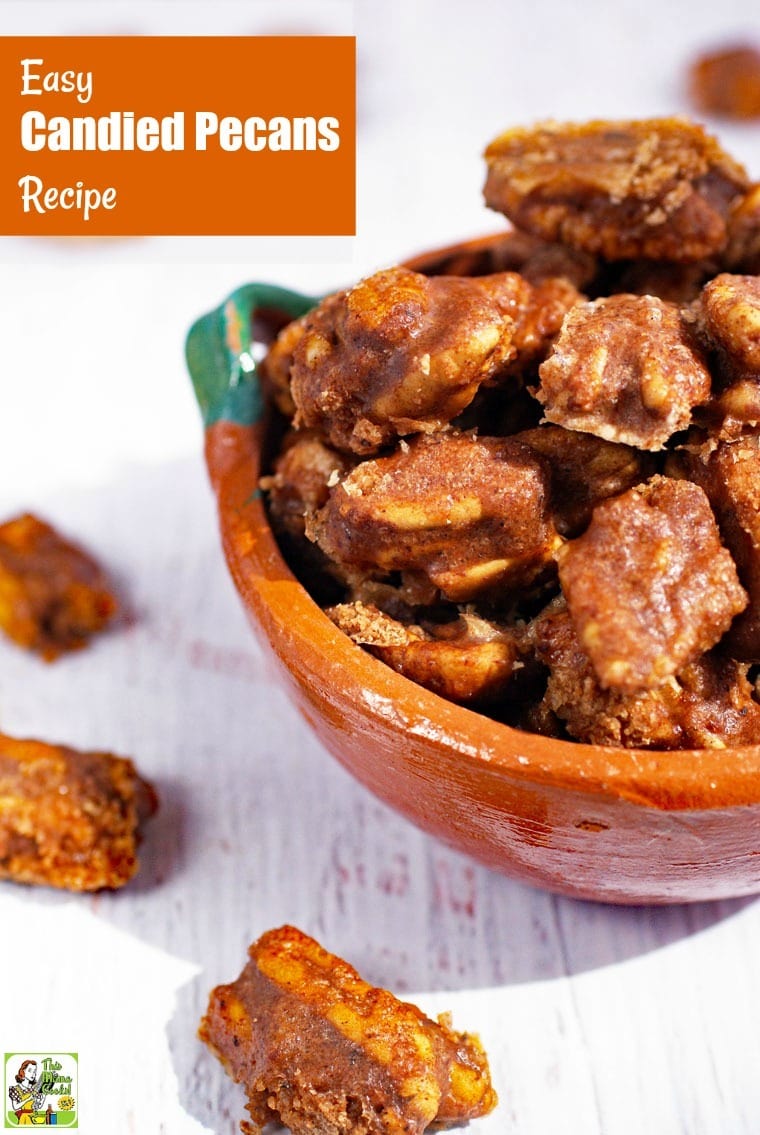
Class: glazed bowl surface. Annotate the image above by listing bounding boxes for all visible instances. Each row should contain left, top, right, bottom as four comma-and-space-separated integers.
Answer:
186, 238, 760, 905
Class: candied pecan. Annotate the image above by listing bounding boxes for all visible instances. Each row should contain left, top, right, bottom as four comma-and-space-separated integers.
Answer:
0, 513, 118, 660
260, 431, 358, 605
699, 273, 760, 376
289, 267, 513, 453
258, 113, 760, 753
724, 185, 760, 273
328, 602, 520, 706
688, 44, 760, 119
537, 294, 712, 450
529, 599, 760, 748
328, 601, 416, 648
311, 433, 561, 602
504, 276, 581, 376
694, 377, 760, 440
0, 733, 157, 891
288, 266, 579, 454
557, 476, 747, 692
516, 424, 655, 536
199, 925, 497, 1135
667, 436, 760, 660
262, 430, 355, 541
483, 117, 748, 262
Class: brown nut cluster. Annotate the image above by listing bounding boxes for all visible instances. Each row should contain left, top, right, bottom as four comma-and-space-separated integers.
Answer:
200, 925, 497, 1135
0, 512, 118, 660
286, 266, 579, 455
688, 44, 760, 120
667, 435, 760, 661
724, 185, 760, 274
556, 477, 747, 692
327, 602, 521, 707
537, 294, 712, 450
0, 732, 157, 891
311, 432, 561, 603
261, 115, 760, 750
0, 514, 157, 892
483, 117, 749, 262
699, 273, 760, 376
529, 599, 760, 750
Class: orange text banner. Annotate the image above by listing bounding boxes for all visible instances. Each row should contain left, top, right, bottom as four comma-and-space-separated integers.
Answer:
0, 35, 356, 236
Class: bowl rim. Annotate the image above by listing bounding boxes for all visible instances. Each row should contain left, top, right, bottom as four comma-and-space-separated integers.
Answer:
189, 234, 760, 816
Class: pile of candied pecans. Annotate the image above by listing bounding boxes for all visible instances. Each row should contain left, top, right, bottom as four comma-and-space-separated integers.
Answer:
261, 117, 760, 751
0, 513, 156, 891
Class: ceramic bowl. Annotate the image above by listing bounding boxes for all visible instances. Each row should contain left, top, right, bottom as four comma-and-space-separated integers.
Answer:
186, 237, 760, 905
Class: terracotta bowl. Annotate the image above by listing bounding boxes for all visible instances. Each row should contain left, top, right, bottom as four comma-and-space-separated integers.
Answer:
186, 236, 760, 905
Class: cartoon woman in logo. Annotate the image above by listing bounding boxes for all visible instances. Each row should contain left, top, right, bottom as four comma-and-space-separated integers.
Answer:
7, 1060, 47, 1125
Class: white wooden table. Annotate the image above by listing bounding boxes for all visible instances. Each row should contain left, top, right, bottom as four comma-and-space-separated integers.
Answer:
2, 1, 760, 1131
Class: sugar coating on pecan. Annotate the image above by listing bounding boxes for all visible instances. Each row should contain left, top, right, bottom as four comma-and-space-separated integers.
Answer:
287, 266, 579, 454
328, 602, 520, 706
697, 377, 760, 440
557, 476, 747, 692
516, 424, 655, 537
290, 267, 516, 453
484, 117, 749, 262
694, 377, 760, 441
311, 432, 561, 603
505, 276, 581, 376
262, 430, 355, 541
699, 273, 760, 375
537, 294, 712, 450
530, 599, 760, 749
0, 513, 118, 661
0, 733, 157, 891
667, 435, 760, 661
260, 115, 760, 751
688, 45, 760, 120
199, 925, 497, 1135
724, 184, 760, 273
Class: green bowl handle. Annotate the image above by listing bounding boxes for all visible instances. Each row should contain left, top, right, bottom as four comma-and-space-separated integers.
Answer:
185, 283, 319, 428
